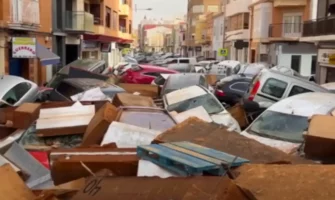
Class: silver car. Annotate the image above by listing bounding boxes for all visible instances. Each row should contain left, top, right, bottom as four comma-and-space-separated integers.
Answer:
0, 75, 38, 107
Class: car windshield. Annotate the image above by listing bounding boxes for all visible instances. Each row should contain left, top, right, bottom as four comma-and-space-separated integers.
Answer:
248, 110, 309, 143
167, 93, 224, 115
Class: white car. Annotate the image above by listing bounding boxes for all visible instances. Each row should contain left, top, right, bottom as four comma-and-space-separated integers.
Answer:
321, 82, 335, 93
163, 85, 241, 132
0, 75, 39, 107
241, 92, 335, 154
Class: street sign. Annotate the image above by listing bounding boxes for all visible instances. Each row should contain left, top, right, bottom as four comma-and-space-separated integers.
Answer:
218, 48, 228, 57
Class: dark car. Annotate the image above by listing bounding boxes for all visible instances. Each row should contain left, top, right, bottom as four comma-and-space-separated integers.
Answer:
215, 77, 251, 106
46, 59, 106, 88
46, 78, 125, 101
160, 73, 209, 97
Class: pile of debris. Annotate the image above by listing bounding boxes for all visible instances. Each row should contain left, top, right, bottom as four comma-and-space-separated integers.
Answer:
1, 90, 335, 200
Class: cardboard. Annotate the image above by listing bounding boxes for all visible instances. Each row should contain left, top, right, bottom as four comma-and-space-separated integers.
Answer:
205, 74, 218, 85
36, 104, 95, 137
118, 83, 160, 97
49, 147, 138, 185
112, 93, 156, 107
227, 104, 248, 128
71, 176, 253, 200
155, 117, 310, 164
0, 164, 36, 200
13, 103, 41, 129
81, 103, 118, 146
236, 164, 335, 200
304, 115, 335, 158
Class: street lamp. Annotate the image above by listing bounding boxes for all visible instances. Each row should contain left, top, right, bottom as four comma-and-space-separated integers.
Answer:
135, 4, 152, 12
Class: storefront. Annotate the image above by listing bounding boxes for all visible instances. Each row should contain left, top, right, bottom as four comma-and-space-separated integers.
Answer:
6, 36, 59, 84
317, 48, 335, 83
81, 40, 101, 59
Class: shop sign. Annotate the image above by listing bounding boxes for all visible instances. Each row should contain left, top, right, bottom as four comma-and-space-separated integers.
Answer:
101, 43, 111, 53
12, 37, 36, 58
318, 49, 335, 65
82, 41, 99, 50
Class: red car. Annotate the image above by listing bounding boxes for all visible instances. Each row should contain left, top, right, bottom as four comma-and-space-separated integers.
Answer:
120, 65, 178, 84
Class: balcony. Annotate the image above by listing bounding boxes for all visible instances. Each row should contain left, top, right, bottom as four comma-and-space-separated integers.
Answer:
273, 0, 307, 7
269, 23, 302, 41
119, 4, 130, 17
8, 0, 40, 30
119, 26, 132, 40
302, 17, 335, 39
65, 11, 94, 33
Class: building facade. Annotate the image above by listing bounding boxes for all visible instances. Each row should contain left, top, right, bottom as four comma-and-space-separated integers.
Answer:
144, 25, 173, 52
224, 0, 251, 63
301, 0, 335, 83
212, 12, 225, 60
186, 0, 221, 56
0, 0, 57, 85
52, 0, 133, 69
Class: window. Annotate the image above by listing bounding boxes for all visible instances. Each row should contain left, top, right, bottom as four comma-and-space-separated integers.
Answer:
129, 20, 132, 34
230, 82, 250, 93
179, 59, 190, 63
207, 5, 218, 12
283, 14, 302, 34
144, 72, 160, 77
288, 86, 312, 97
311, 55, 317, 74
261, 78, 287, 98
2, 82, 32, 105
105, 7, 111, 28
192, 5, 204, 13
112, 11, 118, 30
56, 82, 83, 99
291, 55, 301, 73
92, 65, 105, 74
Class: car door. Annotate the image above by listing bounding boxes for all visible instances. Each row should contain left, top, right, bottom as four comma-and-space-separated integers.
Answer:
256, 77, 288, 104
287, 84, 313, 97
141, 72, 161, 84
227, 80, 250, 97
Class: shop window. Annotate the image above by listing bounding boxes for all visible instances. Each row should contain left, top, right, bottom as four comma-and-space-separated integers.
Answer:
82, 51, 89, 59
105, 7, 111, 28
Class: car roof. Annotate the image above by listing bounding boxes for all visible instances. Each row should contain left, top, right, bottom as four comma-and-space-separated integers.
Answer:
268, 92, 335, 117
62, 78, 119, 90
321, 82, 335, 90
0, 75, 27, 97
165, 85, 208, 105
264, 69, 326, 88
139, 65, 178, 73
218, 60, 240, 66
59, 59, 104, 74
164, 74, 204, 90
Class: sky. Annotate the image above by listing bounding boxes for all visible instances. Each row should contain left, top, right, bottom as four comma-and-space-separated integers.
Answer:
132, 0, 187, 27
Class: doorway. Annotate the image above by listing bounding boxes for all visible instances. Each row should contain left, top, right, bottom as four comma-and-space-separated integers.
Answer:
251, 49, 256, 63
8, 48, 30, 79
291, 55, 301, 73
66, 45, 79, 64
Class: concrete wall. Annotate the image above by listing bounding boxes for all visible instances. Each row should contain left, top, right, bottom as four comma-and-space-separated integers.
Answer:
275, 43, 317, 76
212, 14, 224, 60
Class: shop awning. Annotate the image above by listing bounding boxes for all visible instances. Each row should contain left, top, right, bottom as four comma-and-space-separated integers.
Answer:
36, 42, 60, 66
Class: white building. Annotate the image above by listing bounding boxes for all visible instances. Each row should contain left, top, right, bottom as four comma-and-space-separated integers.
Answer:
224, 0, 251, 63
146, 26, 172, 52
212, 13, 225, 61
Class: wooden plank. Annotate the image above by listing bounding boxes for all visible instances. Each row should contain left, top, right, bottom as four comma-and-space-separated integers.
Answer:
172, 142, 249, 166
161, 143, 223, 165
138, 145, 216, 169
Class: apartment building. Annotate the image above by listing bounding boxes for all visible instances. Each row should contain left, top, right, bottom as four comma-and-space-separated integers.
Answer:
249, 0, 316, 77
0, 0, 57, 84
52, 0, 133, 67
186, 0, 221, 56
224, 0, 251, 63
301, 0, 335, 83
212, 12, 225, 60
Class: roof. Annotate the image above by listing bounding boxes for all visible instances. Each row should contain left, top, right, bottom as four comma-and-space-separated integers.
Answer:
0, 75, 27, 97
165, 85, 207, 105
268, 92, 335, 117
139, 65, 178, 73
59, 59, 104, 74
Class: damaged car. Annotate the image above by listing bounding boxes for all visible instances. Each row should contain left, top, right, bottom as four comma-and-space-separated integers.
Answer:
163, 85, 241, 132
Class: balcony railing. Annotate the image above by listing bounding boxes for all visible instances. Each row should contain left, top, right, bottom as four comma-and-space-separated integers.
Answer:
302, 17, 335, 37
119, 26, 127, 33
94, 17, 103, 25
269, 23, 302, 38
65, 11, 94, 33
